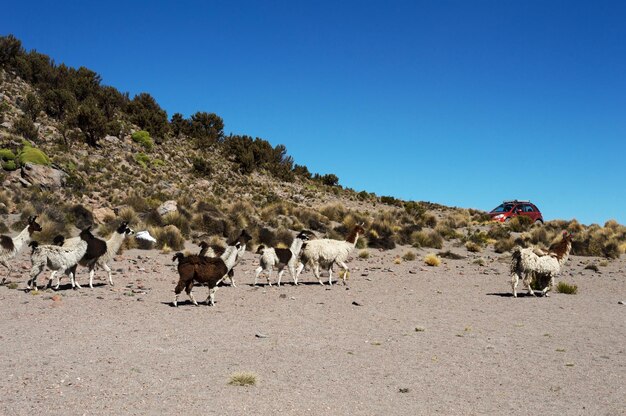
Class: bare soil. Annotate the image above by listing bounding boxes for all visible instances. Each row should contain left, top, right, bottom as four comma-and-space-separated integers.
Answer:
0, 243, 624, 415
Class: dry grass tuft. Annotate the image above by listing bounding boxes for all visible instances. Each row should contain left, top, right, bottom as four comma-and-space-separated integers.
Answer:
424, 253, 441, 267
358, 250, 370, 259
402, 250, 416, 261
556, 282, 578, 294
228, 372, 257, 386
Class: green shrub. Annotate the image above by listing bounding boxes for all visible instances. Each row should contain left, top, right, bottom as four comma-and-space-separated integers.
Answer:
134, 152, 150, 168
0, 149, 16, 160
131, 130, 154, 151
2, 160, 17, 170
556, 281, 578, 295
18, 145, 50, 166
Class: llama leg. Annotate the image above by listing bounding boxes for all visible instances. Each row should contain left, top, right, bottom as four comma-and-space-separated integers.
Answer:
227, 269, 237, 287
277, 266, 286, 287
89, 266, 96, 289
27, 265, 44, 290
313, 264, 324, 285
289, 264, 298, 285
101, 262, 113, 286
173, 280, 186, 307
328, 265, 333, 286
295, 262, 305, 283
185, 281, 198, 306
207, 286, 218, 306
524, 272, 535, 297
70, 265, 81, 290
511, 273, 520, 298
267, 269, 273, 287
0, 260, 9, 284
542, 275, 555, 297
254, 266, 263, 286
47, 271, 57, 289
337, 262, 349, 284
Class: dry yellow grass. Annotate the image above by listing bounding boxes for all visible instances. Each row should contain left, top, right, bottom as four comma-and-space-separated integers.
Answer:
424, 253, 441, 267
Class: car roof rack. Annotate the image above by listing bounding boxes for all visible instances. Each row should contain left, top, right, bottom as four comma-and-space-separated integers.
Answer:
503, 199, 530, 204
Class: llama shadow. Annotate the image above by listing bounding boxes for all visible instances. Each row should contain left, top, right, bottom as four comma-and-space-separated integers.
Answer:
162, 300, 215, 308
487, 292, 543, 298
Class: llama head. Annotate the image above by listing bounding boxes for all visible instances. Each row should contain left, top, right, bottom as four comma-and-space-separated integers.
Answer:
116, 221, 135, 236
198, 241, 210, 250
52, 235, 65, 246
172, 252, 185, 263
27, 216, 43, 234
255, 244, 266, 254
296, 230, 315, 241
239, 229, 253, 244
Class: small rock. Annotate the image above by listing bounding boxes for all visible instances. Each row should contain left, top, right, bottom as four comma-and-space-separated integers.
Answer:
279, 294, 287, 299
409, 270, 417, 274
352, 301, 363, 306
619, 301, 625, 305
255, 333, 269, 338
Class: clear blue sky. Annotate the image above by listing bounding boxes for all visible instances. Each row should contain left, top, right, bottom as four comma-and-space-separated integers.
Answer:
3, 1, 625, 225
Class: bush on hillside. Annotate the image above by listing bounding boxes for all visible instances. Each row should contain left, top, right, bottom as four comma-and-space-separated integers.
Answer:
132, 130, 154, 151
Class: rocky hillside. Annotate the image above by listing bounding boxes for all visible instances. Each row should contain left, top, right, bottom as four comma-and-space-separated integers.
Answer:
0, 35, 624, 260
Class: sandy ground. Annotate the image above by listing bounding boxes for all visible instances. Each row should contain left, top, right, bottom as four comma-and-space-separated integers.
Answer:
0, 241, 624, 416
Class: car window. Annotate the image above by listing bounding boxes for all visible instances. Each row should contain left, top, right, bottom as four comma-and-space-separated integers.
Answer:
524, 205, 534, 212
493, 204, 513, 213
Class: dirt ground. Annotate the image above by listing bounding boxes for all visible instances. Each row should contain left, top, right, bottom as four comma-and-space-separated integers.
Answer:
0, 242, 624, 415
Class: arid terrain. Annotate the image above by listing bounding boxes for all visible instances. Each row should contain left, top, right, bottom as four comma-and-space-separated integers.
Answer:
1, 241, 623, 416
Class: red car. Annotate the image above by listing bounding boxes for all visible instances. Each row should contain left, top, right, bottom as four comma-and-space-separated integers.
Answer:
489, 200, 544, 223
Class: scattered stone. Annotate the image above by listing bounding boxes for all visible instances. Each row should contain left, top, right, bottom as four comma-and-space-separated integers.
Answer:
618, 301, 625, 305
157, 200, 178, 216
255, 333, 268, 339
399, 388, 410, 393
51, 295, 62, 302
352, 301, 362, 306
20, 163, 67, 189
409, 270, 417, 274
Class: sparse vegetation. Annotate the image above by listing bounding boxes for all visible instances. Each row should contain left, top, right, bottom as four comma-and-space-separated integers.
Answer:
556, 282, 578, 295
228, 372, 257, 386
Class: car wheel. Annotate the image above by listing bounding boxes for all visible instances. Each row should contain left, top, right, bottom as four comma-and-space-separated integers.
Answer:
534, 219, 543, 225
504, 217, 511, 222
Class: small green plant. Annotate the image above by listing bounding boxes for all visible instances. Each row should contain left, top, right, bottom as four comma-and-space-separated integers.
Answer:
7, 282, 19, 289
0, 149, 16, 161
556, 281, 578, 295
1, 160, 17, 171
358, 249, 370, 259
228, 372, 257, 386
131, 130, 154, 150
134, 152, 151, 168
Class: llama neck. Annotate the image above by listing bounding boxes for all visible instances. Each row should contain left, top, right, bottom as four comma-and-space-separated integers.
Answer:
221, 245, 240, 270
290, 238, 305, 255
557, 242, 572, 266
12, 225, 33, 253
106, 231, 127, 257
345, 231, 361, 247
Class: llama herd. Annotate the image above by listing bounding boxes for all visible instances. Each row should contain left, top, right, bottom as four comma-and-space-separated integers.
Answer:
0, 215, 575, 305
